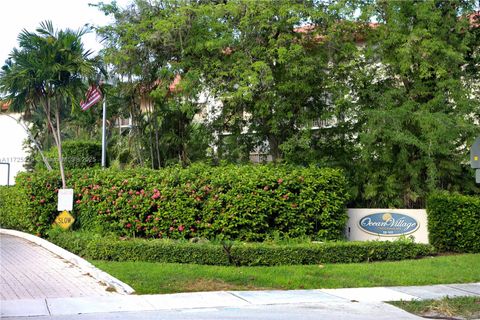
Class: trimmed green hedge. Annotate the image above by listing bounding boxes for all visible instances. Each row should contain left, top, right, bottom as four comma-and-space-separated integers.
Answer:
0, 186, 30, 232
13, 164, 349, 241
49, 231, 436, 266
427, 192, 480, 253
37, 140, 102, 170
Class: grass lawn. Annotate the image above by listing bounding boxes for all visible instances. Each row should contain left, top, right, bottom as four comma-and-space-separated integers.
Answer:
92, 254, 480, 294
390, 296, 480, 320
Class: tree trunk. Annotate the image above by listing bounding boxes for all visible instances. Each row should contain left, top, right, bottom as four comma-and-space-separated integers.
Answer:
152, 107, 162, 169
44, 99, 66, 188
55, 103, 66, 189
268, 134, 282, 163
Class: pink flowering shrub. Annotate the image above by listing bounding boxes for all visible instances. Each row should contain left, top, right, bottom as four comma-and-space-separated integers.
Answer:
14, 164, 348, 240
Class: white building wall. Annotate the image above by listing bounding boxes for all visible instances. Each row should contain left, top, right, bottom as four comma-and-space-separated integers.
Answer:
0, 114, 28, 185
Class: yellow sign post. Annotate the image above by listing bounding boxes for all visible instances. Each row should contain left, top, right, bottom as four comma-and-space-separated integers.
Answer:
54, 210, 75, 230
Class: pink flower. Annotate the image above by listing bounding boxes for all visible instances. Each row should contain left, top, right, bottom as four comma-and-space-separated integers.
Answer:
169, 226, 174, 231
126, 223, 132, 228
75, 200, 82, 204
277, 178, 283, 184
178, 225, 185, 232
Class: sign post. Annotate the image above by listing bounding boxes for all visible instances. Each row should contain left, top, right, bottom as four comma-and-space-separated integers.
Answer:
56, 189, 75, 230
54, 210, 75, 230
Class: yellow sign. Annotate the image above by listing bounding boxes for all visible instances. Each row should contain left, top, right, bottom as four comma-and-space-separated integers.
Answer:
54, 210, 75, 230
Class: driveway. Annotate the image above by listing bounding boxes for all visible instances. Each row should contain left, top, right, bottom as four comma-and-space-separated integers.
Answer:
0, 234, 117, 300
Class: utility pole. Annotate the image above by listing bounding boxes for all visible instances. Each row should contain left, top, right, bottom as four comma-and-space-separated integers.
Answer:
101, 96, 107, 168
471, 136, 480, 183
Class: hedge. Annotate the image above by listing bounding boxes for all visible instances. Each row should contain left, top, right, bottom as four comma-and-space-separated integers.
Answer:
36, 140, 102, 170
0, 186, 30, 232
427, 192, 480, 253
49, 231, 436, 266
10, 163, 349, 241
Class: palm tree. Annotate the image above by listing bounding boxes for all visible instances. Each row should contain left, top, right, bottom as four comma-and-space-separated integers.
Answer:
0, 21, 96, 188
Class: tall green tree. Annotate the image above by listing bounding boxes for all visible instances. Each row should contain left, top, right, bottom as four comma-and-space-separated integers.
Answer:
353, 0, 480, 208
0, 21, 96, 187
97, 0, 208, 168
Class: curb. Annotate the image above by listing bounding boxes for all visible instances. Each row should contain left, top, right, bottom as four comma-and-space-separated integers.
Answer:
0, 228, 135, 295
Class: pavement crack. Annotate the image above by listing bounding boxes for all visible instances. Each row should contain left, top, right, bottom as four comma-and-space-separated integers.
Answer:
445, 285, 480, 296
45, 298, 52, 316
227, 292, 252, 304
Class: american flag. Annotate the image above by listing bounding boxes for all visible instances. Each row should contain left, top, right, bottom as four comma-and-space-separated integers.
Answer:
80, 85, 103, 111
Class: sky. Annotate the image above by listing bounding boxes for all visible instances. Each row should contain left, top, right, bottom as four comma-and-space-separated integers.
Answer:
0, 0, 129, 184
0, 0, 131, 65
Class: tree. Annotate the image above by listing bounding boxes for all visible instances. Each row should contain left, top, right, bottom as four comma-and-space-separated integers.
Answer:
353, 0, 480, 207
97, 0, 208, 167
0, 21, 96, 188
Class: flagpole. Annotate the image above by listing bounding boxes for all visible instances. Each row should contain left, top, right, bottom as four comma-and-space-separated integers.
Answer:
101, 95, 107, 168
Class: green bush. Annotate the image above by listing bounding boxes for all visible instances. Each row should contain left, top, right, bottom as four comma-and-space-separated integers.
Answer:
37, 140, 102, 170
427, 192, 480, 253
49, 231, 436, 266
0, 186, 30, 231
14, 171, 63, 235
15, 163, 349, 241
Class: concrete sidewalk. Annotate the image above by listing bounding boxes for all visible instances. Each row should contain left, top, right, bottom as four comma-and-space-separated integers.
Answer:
1, 229, 479, 319
2, 283, 479, 318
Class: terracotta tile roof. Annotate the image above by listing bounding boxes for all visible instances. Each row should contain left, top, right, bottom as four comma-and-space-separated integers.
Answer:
1, 100, 11, 111
469, 11, 479, 28
140, 74, 182, 95
169, 74, 182, 93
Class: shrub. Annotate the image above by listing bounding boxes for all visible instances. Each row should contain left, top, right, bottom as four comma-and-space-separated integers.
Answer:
0, 186, 30, 231
48, 231, 436, 266
15, 164, 350, 241
37, 140, 102, 170
13, 171, 62, 235
427, 192, 480, 253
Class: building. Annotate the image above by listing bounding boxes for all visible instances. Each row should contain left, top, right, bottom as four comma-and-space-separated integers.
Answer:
0, 101, 28, 185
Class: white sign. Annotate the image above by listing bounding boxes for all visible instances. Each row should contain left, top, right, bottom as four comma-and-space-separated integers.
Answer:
346, 208, 429, 244
57, 189, 74, 211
